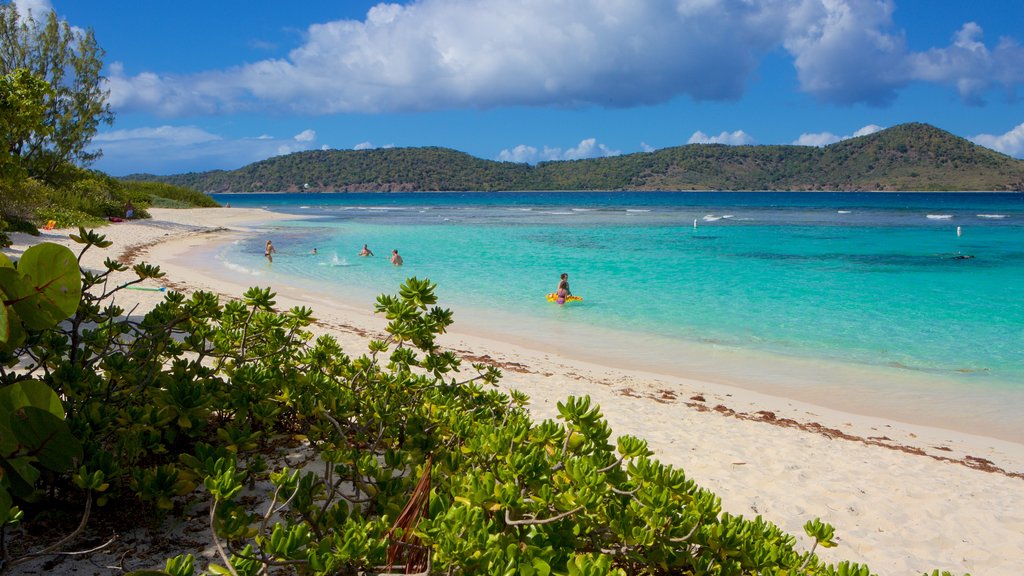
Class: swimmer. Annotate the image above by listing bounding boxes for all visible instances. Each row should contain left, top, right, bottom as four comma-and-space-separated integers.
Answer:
391, 249, 403, 266
264, 240, 276, 263
555, 273, 571, 304
359, 244, 374, 257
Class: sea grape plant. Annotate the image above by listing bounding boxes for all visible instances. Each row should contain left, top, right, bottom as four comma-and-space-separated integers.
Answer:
0, 231, 969, 575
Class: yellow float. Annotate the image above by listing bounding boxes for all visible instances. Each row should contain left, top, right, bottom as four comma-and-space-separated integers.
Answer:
546, 293, 583, 303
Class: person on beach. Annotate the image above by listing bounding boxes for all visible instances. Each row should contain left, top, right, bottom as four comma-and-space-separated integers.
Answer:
265, 240, 276, 262
359, 244, 374, 257
555, 272, 571, 304
125, 201, 134, 219
391, 249, 403, 266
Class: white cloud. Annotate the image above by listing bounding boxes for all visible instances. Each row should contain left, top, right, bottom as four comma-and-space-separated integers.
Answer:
89, 125, 320, 175
293, 129, 316, 142
97, 1, 1024, 116
497, 138, 620, 164
353, 141, 374, 150
12, 0, 53, 20
970, 123, 1024, 158
793, 124, 885, 146
687, 130, 755, 145
640, 142, 655, 153
908, 23, 1024, 104
793, 132, 841, 147
852, 124, 884, 137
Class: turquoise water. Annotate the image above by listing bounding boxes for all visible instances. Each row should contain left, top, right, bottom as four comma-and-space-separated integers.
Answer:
208, 192, 1023, 434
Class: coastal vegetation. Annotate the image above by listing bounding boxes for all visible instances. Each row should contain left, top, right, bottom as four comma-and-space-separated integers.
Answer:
0, 5, 217, 246
0, 233, 968, 575
126, 123, 1024, 193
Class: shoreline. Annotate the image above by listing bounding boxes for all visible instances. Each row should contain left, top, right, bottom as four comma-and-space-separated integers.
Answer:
5, 207, 1024, 575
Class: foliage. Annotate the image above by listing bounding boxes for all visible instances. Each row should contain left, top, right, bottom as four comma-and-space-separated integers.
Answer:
119, 180, 220, 208
132, 123, 1024, 193
0, 233, 968, 575
0, 242, 83, 528
0, 4, 114, 184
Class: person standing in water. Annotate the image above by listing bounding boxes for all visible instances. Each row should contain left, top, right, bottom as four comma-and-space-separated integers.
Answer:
359, 244, 374, 257
265, 240, 276, 262
391, 249, 404, 266
555, 272, 571, 304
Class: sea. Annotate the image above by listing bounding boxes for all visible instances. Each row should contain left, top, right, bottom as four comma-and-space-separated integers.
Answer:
204, 191, 1024, 441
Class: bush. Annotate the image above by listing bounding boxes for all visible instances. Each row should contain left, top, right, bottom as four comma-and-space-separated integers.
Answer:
0, 232, 967, 576
119, 180, 220, 208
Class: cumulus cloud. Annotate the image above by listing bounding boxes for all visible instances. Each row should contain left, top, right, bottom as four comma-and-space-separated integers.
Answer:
293, 129, 316, 142
497, 138, 620, 164
970, 123, 1024, 158
353, 141, 374, 150
89, 125, 321, 175
908, 23, 1024, 104
100, 0, 1024, 116
793, 124, 885, 146
688, 130, 755, 145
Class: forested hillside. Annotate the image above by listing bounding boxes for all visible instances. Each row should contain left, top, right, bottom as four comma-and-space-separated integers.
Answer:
126, 123, 1024, 192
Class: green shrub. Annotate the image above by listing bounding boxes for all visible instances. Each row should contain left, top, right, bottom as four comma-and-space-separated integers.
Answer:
119, 180, 220, 208
34, 205, 107, 229
1, 232, 969, 576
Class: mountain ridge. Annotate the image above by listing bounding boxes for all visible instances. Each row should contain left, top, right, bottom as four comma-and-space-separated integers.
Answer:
125, 123, 1024, 192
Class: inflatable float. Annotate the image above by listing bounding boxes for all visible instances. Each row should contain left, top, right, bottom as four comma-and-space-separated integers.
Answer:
546, 293, 583, 304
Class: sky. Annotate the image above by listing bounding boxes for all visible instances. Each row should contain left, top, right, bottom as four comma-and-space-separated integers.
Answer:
12, 0, 1024, 176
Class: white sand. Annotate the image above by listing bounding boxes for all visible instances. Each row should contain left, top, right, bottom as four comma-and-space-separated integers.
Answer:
5, 207, 1023, 575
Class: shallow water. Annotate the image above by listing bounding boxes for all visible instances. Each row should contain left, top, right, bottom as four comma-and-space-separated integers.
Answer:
210, 191, 1024, 439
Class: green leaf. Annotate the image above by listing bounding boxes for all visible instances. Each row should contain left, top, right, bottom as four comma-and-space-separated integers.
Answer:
12, 407, 82, 472
0, 296, 9, 344
0, 484, 11, 525
10, 243, 81, 329
0, 380, 67, 419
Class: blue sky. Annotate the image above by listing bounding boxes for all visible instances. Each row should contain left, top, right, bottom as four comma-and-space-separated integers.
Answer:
15, 0, 1024, 175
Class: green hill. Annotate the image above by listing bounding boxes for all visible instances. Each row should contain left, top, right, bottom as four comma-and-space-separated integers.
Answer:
125, 123, 1024, 192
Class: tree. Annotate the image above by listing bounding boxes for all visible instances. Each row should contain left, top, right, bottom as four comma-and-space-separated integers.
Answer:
0, 2, 113, 184
0, 68, 52, 221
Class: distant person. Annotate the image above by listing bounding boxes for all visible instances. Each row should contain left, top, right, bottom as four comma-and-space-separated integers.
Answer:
555, 272, 571, 304
391, 249, 403, 266
125, 201, 135, 219
265, 240, 276, 263
225, 202, 231, 208
311, 247, 318, 255
359, 244, 374, 257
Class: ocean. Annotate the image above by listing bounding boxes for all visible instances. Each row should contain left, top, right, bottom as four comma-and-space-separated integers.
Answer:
205, 191, 1024, 440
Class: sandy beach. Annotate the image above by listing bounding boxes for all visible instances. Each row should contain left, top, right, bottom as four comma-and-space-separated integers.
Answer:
5, 207, 1023, 575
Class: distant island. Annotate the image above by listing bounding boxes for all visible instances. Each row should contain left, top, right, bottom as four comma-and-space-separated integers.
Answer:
126, 123, 1024, 193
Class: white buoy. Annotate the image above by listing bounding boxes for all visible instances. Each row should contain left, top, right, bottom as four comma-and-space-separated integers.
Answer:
957, 226, 962, 237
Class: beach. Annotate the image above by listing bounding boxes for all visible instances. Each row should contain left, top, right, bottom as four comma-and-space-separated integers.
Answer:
5, 207, 1024, 575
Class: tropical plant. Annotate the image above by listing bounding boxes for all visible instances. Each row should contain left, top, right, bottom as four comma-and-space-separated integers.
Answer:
0, 3, 114, 184
0, 233, 968, 575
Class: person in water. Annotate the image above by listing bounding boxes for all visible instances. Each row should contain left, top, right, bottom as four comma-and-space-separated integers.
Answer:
556, 272, 571, 304
311, 247, 318, 255
391, 249, 404, 266
359, 244, 374, 257
264, 240, 276, 262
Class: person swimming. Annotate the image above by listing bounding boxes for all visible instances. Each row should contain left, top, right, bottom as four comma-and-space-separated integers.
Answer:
391, 249, 403, 266
359, 244, 374, 257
